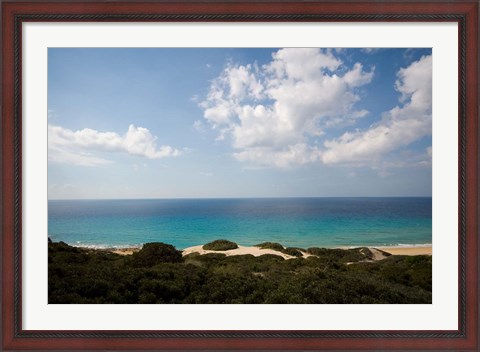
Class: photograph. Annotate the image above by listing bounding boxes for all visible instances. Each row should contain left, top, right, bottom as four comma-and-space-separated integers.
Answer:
3, 0, 478, 349
47, 47, 433, 304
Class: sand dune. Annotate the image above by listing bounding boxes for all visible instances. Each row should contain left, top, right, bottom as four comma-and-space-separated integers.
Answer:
181, 244, 431, 260
104, 244, 432, 258
182, 245, 302, 260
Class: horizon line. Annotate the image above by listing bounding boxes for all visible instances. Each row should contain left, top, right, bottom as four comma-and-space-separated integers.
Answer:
48, 195, 433, 201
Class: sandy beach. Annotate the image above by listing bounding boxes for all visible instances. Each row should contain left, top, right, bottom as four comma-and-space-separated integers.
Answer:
181, 245, 308, 259
181, 244, 432, 259
378, 246, 432, 256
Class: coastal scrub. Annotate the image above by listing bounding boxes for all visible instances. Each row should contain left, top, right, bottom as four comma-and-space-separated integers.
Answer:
49, 240, 432, 304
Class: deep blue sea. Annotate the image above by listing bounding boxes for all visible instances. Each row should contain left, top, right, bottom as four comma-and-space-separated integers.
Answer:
48, 197, 432, 250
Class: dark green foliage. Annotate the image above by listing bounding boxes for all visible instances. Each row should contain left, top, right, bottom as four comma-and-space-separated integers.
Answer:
282, 247, 304, 257
307, 247, 377, 263
203, 239, 238, 251
49, 241, 432, 304
307, 247, 341, 256
347, 255, 432, 291
132, 242, 183, 267
255, 242, 284, 251
255, 242, 304, 257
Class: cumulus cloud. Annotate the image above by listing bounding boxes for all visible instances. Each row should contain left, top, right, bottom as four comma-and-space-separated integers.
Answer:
322, 55, 432, 166
199, 48, 374, 168
49, 124, 181, 166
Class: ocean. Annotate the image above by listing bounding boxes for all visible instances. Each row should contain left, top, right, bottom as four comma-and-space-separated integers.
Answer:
48, 197, 432, 250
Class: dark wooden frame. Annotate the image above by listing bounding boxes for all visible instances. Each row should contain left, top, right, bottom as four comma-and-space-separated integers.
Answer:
2, 1, 478, 350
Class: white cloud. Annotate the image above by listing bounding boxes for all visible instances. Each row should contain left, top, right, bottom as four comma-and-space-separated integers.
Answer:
200, 48, 374, 168
49, 124, 181, 166
48, 148, 113, 167
343, 63, 375, 87
322, 55, 432, 166
234, 144, 322, 169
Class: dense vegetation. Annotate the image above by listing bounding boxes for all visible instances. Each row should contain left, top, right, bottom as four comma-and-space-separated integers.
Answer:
203, 239, 238, 251
49, 240, 431, 304
307, 247, 389, 263
255, 242, 284, 251
255, 242, 304, 257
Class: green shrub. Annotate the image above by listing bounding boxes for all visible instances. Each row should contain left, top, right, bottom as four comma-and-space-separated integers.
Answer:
132, 242, 183, 267
339, 248, 371, 263
203, 239, 238, 251
49, 241, 82, 253
255, 243, 305, 257
306, 247, 373, 263
307, 247, 333, 256
255, 242, 284, 251
282, 247, 304, 257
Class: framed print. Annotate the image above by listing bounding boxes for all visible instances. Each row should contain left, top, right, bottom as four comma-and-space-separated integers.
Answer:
2, 1, 478, 350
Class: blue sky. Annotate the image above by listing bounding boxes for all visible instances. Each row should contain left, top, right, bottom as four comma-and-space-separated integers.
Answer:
48, 48, 432, 199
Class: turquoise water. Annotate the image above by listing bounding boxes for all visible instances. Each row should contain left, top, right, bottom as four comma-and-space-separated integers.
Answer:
48, 197, 432, 249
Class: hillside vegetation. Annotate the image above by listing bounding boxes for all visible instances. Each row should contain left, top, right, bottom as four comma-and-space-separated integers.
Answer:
202, 239, 239, 251
49, 240, 431, 304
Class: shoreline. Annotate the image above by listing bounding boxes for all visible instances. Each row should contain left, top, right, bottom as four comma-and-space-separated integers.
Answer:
72, 243, 432, 257
182, 245, 432, 258
377, 246, 432, 256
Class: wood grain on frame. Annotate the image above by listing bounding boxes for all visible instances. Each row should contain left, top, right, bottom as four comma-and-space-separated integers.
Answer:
2, 1, 478, 350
